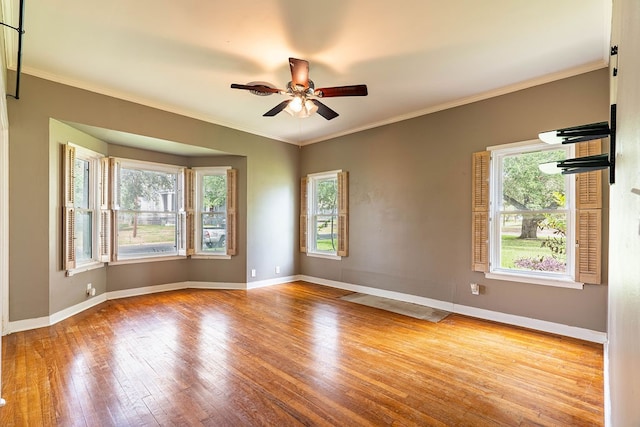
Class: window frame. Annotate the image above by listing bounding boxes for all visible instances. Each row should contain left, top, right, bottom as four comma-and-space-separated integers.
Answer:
63, 143, 105, 276
110, 158, 185, 263
192, 166, 232, 259
303, 170, 348, 260
486, 140, 582, 289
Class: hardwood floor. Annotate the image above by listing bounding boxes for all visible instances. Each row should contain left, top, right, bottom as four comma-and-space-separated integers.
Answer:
1, 282, 603, 426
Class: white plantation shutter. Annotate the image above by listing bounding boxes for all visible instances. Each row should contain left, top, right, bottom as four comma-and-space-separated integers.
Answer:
185, 211, 195, 256
337, 171, 349, 257
109, 158, 120, 260
226, 168, 237, 256
109, 158, 120, 210
64, 144, 75, 207
575, 140, 602, 209
575, 140, 603, 284
300, 177, 308, 253
184, 168, 195, 256
176, 168, 187, 257
63, 144, 76, 270
576, 209, 601, 284
471, 151, 490, 272
99, 157, 111, 262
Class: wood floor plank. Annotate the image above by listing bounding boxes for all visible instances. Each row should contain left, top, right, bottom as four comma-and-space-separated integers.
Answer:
1, 282, 603, 426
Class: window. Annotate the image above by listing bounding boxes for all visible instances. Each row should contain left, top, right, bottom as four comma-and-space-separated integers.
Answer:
112, 159, 184, 261
62, 143, 106, 274
64, 151, 239, 266
472, 140, 602, 286
300, 171, 348, 258
493, 142, 574, 279
192, 167, 230, 255
74, 155, 94, 263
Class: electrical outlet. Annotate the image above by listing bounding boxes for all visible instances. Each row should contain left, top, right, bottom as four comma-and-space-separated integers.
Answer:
86, 283, 92, 291
275, 266, 280, 274
251, 269, 256, 278
470, 283, 480, 295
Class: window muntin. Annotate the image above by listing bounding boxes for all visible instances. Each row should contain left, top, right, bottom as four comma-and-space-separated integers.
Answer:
115, 160, 182, 260
490, 143, 574, 280
308, 172, 339, 256
195, 167, 229, 255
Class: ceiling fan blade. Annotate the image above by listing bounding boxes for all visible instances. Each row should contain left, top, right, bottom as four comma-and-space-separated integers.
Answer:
263, 100, 291, 117
289, 58, 310, 89
314, 84, 368, 98
310, 99, 339, 120
231, 83, 281, 94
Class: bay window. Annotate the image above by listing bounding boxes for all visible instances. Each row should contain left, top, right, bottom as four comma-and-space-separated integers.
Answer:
63, 145, 238, 268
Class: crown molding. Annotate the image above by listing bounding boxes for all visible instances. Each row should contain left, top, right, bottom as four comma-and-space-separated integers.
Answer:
300, 61, 608, 145
11, 59, 606, 148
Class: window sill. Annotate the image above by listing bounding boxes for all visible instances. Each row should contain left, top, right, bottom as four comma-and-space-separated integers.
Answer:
485, 271, 584, 289
109, 255, 185, 266
306, 252, 342, 261
191, 254, 231, 260
66, 261, 105, 277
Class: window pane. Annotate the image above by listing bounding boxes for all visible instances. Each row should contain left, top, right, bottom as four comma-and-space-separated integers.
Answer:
314, 177, 337, 214
315, 215, 338, 252
74, 158, 90, 209
202, 174, 226, 211
500, 213, 567, 273
119, 168, 177, 212
76, 210, 92, 262
502, 149, 566, 211
199, 173, 227, 254
201, 212, 226, 253
308, 174, 339, 256
117, 212, 177, 258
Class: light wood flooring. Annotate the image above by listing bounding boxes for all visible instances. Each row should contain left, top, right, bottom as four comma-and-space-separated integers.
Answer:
1, 281, 603, 426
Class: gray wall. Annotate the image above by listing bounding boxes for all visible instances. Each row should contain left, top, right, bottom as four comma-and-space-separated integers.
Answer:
300, 69, 609, 332
48, 120, 109, 315
8, 74, 299, 321
8, 69, 609, 333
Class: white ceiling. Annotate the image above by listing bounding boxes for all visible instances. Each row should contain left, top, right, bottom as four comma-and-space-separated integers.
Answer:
2, 0, 611, 145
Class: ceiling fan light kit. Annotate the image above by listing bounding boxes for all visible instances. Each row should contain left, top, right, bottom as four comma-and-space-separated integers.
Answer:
284, 96, 318, 118
231, 57, 368, 120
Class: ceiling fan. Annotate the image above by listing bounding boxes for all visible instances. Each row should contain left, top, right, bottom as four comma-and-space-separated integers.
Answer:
231, 57, 368, 120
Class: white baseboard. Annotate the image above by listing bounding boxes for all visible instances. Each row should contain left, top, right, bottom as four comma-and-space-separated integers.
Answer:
6, 275, 608, 344
247, 275, 297, 290
8, 294, 109, 334
7, 315, 51, 334
107, 282, 191, 300
298, 275, 607, 344
188, 281, 246, 290
297, 275, 454, 312
50, 294, 108, 325
5, 278, 288, 334
452, 304, 607, 343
